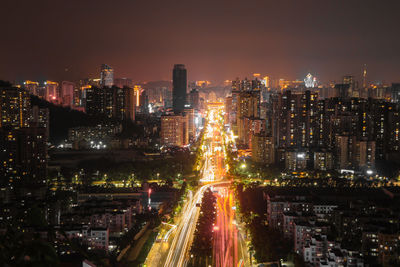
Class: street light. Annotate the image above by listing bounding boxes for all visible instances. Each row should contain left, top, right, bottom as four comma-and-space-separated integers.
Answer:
240, 163, 246, 169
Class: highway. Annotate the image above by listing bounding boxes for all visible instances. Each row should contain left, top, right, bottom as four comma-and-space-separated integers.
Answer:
164, 183, 213, 267
213, 186, 250, 267
145, 104, 249, 267
164, 107, 225, 267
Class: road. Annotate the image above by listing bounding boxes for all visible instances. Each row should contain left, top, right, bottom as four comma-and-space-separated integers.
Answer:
213, 186, 250, 267
145, 104, 249, 267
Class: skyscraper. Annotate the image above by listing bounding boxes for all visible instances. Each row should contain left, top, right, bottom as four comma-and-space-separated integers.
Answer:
189, 88, 200, 110
172, 64, 187, 114
100, 64, 114, 87
362, 64, 367, 88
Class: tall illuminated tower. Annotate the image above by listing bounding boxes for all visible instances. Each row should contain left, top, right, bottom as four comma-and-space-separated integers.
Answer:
100, 64, 114, 87
362, 64, 367, 88
304, 73, 317, 88
172, 64, 187, 114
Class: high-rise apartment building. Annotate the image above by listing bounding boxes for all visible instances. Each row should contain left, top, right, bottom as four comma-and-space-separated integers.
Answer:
271, 90, 319, 149
161, 114, 188, 147
243, 117, 264, 147
0, 127, 47, 183
114, 87, 135, 121
285, 151, 308, 171
45, 80, 59, 102
85, 86, 135, 121
225, 96, 232, 124
172, 64, 187, 114
391, 83, 400, 103
184, 108, 195, 142
335, 135, 350, 169
0, 85, 48, 184
24, 80, 39, 96
335, 83, 351, 99
0, 87, 31, 129
100, 64, 114, 87
237, 90, 260, 144
343, 75, 357, 97
61, 81, 75, 107
352, 139, 375, 169
251, 133, 275, 164
313, 150, 333, 170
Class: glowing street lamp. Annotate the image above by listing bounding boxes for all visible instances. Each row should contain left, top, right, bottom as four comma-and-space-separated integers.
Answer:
148, 188, 152, 210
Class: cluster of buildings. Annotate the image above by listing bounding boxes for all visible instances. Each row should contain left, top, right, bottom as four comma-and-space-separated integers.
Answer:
61, 198, 141, 235
66, 123, 122, 149
13, 63, 215, 150
160, 64, 201, 148
21, 64, 146, 121
225, 74, 400, 174
21, 64, 214, 124
265, 187, 400, 266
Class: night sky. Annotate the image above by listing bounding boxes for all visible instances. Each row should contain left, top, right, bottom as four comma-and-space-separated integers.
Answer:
1, 0, 399, 84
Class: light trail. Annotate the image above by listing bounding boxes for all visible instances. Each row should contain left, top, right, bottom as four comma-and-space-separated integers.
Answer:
147, 104, 248, 267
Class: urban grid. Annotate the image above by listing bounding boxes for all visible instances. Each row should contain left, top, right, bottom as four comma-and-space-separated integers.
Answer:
1, 1, 400, 267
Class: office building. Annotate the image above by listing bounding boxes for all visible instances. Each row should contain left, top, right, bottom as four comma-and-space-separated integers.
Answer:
172, 64, 187, 114
100, 64, 114, 87
189, 88, 200, 110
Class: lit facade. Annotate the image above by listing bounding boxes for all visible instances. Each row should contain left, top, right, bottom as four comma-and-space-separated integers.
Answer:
251, 133, 275, 164
61, 81, 75, 107
0, 87, 31, 129
100, 64, 114, 87
45, 80, 59, 102
161, 114, 188, 147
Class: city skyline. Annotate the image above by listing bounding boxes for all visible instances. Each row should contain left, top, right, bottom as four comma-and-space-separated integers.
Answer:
2, 1, 400, 266
1, 0, 400, 83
